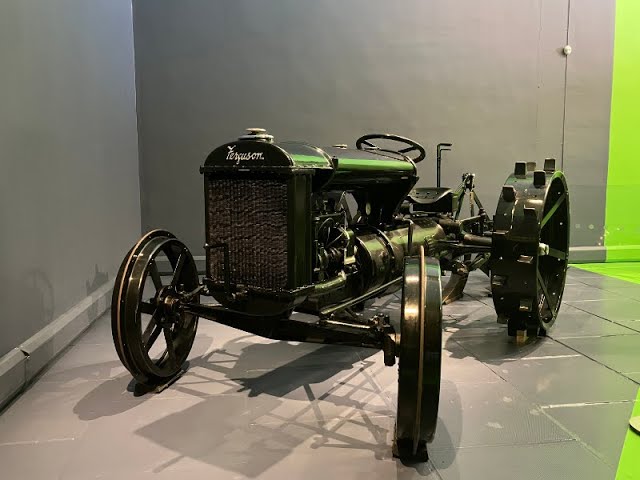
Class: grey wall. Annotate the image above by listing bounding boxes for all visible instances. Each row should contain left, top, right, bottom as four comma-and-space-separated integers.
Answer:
0, 0, 141, 357
564, 0, 615, 252
133, 0, 613, 256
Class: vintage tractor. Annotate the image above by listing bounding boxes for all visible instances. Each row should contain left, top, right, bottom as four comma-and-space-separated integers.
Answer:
111, 128, 569, 460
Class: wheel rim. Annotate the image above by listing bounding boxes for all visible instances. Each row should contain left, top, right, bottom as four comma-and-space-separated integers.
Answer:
112, 231, 199, 385
537, 174, 570, 329
396, 248, 442, 454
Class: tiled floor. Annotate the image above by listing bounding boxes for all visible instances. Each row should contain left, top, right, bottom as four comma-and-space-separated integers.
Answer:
1, 266, 639, 479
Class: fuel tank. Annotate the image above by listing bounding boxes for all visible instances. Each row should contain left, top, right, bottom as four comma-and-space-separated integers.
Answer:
202, 131, 418, 195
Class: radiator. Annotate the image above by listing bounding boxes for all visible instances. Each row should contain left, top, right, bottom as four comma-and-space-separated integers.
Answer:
205, 177, 289, 290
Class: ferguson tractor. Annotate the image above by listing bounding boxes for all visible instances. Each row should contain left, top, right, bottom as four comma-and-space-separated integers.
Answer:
112, 129, 569, 460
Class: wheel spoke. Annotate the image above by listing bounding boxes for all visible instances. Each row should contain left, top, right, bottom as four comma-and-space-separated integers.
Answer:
149, 261, 163, 291
139, 301, 156, 315
144, 323, 163, 352
170, 250, 187, 287
547, 247, 567, 260
164, 327, 177, 364
141, 310, 160, 344
537, 268, 557, 315
541, 192, 566, 228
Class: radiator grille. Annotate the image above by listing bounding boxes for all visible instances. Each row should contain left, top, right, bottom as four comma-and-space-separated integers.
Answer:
206, 177, 289, 289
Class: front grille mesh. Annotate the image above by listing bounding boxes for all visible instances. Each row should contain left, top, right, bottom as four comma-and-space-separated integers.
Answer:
206, 177, 288, 289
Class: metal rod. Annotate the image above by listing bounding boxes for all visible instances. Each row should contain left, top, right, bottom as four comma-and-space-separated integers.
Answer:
313, 272, 347, 295
462, 234, 492, 247
319, 277, 402, 319
205, 242, 232, 296
183, 303, 385, 349
436, 143, 452, 188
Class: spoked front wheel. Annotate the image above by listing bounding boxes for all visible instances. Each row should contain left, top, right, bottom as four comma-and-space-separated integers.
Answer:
112, 230, 200, 387
394, 247, 443, 461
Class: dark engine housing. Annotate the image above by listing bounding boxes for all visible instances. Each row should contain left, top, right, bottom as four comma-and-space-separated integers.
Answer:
200, 131, 443, 315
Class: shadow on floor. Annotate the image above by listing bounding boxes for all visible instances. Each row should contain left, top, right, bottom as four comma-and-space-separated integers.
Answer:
71, 333, 460, 478
138, 340, 390, 476
71, 332, 217, 420
71, 363, 155, 420
443, 308, 549, 365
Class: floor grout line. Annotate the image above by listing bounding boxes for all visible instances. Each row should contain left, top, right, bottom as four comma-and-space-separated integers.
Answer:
541, 400, 636, 409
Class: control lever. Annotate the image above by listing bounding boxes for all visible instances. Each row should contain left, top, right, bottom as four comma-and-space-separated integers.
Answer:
436, 143, 453, 188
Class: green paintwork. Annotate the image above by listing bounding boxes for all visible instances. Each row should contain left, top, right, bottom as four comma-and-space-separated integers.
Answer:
289, 154, 332, 169
290, 153, 415, 173
573, 263, 640, 285
605, 0, 640, 262
615, 388, 640, 480
336, 157, 414, 172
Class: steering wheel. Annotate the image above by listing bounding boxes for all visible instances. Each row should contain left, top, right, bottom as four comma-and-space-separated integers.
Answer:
355, 133, 427, 164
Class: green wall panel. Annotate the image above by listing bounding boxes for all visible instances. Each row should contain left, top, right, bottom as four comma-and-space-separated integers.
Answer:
605, 0, 640, 261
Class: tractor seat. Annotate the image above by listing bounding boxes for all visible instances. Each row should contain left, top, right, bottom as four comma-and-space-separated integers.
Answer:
406, 187, 455, 213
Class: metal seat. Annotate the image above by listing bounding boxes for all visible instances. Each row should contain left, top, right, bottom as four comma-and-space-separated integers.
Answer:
406, 188, 454, 213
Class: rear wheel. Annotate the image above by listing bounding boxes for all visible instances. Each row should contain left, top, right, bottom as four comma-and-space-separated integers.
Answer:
394, 247, 443, 461
490, 161, 570, 337
112, 230, 199, 386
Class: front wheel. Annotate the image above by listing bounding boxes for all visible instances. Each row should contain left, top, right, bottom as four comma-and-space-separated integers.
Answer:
111, 230, 199, 386
394, 246, 443, 461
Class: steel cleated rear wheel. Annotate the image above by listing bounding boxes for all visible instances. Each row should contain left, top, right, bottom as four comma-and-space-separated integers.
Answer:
394, 246, 443, 461
112, 230, 199, 387
490, 160, 570, 337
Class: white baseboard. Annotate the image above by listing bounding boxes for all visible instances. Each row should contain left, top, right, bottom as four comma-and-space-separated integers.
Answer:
0, 349, 27, 411
568, 246, 607, 263
0, 281, 113, 410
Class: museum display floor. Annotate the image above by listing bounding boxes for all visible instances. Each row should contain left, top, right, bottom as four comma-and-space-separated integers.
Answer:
1, 266, 639, 479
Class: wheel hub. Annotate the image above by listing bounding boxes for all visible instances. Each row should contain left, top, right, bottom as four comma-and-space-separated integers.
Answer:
156, 286, 182, 319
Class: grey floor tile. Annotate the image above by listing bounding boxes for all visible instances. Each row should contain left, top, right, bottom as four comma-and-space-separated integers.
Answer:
369, 345, 503, 390
559, 335, 640, 374
564, 277, 593, 286
609, 285, 640, 302
490, 355, 639, 406
440, 345, 504, 384
561, 285, 628, 302
545, 402, 635, 467
0, 438, 78, 480
104, 396, 422, 479
570, 274, 639, 290
37, 341, 127, 383
0, 381, 93, 443
452, 335, 575, 363
442, 305, 506, 339
191, 332, 366, 373
566, 267, 606, 279
135, 416, 441, 480
61, 395, 246, 479
2, 267, 638, 479
626, 372, 640, 384
548, 304, 637, 338
431, 441, 614, 480
430, 381, 572, 450
443, 301, 493, 318
567, 298, 640, 322
604, 319, 640, 334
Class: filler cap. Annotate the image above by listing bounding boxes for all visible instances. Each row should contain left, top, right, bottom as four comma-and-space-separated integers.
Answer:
238, 127, 274, 143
